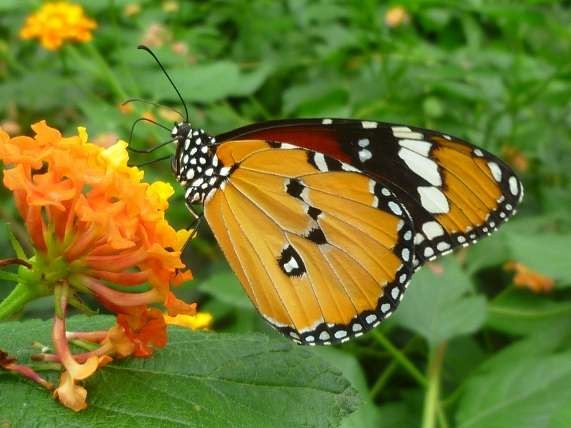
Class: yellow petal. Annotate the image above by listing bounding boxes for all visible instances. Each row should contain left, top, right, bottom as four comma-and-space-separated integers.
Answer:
147, 181, 175, 208
103, 139, 129, 168
77, 127, 88, 144
53, 371, 88, 412
164, 312, 213, 330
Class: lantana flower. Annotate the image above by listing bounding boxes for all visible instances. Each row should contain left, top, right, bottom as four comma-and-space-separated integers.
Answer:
0, 122, 197, 411
20, 2, 97, 50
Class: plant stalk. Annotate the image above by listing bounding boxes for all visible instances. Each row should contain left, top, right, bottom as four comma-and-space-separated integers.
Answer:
422, 342, 447, 428
0, 282, 43, 321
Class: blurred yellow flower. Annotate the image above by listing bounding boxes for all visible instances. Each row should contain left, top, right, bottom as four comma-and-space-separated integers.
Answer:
20, 2, 97, 51
164, 312, 213, 330
163, 1, 179, 13
385, 6, 410, 28
123, 3, 141, 17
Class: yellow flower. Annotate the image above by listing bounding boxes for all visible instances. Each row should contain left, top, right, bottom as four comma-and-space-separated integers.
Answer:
385, 6, 410, 28
164, 312, 213, 330
20, 2, 97, 50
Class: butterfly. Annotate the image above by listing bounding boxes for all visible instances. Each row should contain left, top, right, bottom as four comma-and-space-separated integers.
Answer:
136, 47, 523, 346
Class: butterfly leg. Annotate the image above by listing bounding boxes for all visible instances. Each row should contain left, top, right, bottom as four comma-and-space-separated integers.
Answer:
177, 211, 204, 270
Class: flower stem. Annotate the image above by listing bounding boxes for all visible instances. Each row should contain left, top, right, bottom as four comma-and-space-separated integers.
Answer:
421, 342, 447, 428
0, 282, 43, 320
371, 330, 427, 387
1, 361, 54, 390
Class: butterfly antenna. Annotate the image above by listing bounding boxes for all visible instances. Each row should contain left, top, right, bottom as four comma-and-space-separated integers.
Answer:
132, 154, 171, 167
122, 98, 183, 119
127, 116, 171, 152
138, 45, 189, 122
128, 138, 175, 154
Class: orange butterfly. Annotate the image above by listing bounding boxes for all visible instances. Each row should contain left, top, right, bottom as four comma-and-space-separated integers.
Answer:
138, 47, 523, 345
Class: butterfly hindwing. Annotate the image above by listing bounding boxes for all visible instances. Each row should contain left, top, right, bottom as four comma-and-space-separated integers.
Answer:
204, 140, 414, 345
216, 119, 523, 268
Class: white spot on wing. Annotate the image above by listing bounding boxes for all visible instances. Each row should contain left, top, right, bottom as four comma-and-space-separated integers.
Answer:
398, 139, 432, 156
361, 121, 378, 129
417, 186, 450, 213
283, 257, 299, 273
437, 242, 451, 251
341, 163, 360, 172
322, 118, 333, 125
398, 148, 442, 186
422, 221, 444, 239
313, 153, 328, 171
359, 149, 372, 162
334, 330, 347, 339
509, 176, 519, 195
488, 162, 502, 183
388, 201, 403, 216
392, 126, 424, 140
280, 143, 297, 149
401, 248, 410, 262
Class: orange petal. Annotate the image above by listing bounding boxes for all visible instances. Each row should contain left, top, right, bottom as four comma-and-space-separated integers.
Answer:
165, 292, 197, 317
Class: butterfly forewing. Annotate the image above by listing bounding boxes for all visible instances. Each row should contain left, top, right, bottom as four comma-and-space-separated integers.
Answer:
217, 119, 524, 268
204, 140, 414, 345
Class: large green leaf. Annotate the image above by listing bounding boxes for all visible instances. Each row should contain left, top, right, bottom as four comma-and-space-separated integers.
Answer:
197, 266, 253, 310
0, 316, 359, 427
140, 62, 273, 104
457, 352, 571, 428
487, 291, 571, 336
393, 258, 487, 348
314, 348, 382, 428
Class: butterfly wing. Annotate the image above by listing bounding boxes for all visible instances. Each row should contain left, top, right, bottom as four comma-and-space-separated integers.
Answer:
217, 119, 524, 267
204, 140, 414, 345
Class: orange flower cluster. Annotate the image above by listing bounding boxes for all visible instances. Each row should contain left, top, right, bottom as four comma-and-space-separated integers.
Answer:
504, 261, 555, 293
0, 122, 196, 410
20, 2, 97, 50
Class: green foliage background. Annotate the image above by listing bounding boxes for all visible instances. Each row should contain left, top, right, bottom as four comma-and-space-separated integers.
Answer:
0, 1, 570, 427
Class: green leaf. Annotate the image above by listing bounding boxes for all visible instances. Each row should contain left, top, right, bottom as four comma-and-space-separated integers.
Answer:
314, 348, 382, 428
0, 72, 82, 110
142, 62, 273, 104
487, 291, 571, 336
457, 352, 571, 428
482, 317, 571, 372
197, 265, 253, 310
464, 234, 510, 275
376, 402, 419, 428
0, 316, 359, 427
393, 258, 487, 348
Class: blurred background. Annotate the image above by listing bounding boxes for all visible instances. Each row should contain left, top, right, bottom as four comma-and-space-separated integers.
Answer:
1, 1, 570, 426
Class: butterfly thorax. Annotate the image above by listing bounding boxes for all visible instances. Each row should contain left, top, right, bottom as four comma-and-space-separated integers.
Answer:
171, 122, 230, 205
